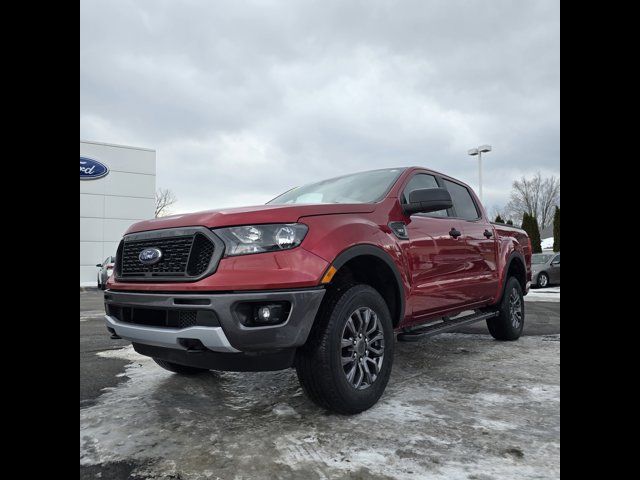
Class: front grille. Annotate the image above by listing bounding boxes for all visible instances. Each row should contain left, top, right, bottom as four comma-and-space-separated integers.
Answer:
107, 305, 220, 328
121, 235, 194, 277
118, 229, 218, 280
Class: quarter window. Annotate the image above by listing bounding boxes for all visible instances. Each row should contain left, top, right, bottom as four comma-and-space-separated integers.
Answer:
443, 179, 479, 220
402, 174, 448, 217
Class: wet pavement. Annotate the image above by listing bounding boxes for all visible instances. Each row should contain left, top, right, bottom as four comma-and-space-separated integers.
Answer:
80, 289, 560, 479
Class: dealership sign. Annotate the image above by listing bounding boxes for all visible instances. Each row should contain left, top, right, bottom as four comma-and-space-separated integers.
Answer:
80, 157, 109, 180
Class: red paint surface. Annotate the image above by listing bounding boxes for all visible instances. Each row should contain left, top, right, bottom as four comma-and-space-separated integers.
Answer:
108, 167, 531, 328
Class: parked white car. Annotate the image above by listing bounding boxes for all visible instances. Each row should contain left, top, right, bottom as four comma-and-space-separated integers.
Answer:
96, 256, 115, 290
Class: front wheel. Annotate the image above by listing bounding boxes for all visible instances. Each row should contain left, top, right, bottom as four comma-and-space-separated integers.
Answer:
537, 272, 549, 288
486, 277, 524, 341
295, 284, 394, 414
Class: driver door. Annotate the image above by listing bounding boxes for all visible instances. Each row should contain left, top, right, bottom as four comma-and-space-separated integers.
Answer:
399, 173, 471, 321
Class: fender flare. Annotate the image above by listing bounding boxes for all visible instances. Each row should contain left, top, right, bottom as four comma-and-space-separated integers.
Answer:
331, 244, 406, 325
498, 250, 527, 302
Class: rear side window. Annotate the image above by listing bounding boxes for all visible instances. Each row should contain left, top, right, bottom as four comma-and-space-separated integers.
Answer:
443, 179, 479, 220
402, 174, 448, 217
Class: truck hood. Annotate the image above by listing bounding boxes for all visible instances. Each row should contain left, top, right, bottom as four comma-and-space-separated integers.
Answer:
125, 203, 377, 234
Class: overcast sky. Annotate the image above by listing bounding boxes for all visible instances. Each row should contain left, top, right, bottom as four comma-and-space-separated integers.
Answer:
80, 0, 559, 215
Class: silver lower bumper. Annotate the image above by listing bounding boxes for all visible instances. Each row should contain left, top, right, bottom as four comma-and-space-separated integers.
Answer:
105, 315, 240, 353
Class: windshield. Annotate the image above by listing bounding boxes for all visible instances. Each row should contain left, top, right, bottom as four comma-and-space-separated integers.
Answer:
268, 168, 405, 205
532, 254, 553, 265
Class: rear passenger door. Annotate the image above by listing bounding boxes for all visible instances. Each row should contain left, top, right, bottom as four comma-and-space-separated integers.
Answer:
441, 179, 499, 303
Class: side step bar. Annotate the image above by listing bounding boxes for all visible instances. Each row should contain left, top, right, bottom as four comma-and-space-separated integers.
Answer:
397, 310, 499, 342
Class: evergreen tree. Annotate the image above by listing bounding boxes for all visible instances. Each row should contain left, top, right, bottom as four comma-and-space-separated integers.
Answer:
530, 215, 542, 253
494, 214, 504, 223
552, 206, 560, 252
506, 219, 513, 226
521, 213, 542, 253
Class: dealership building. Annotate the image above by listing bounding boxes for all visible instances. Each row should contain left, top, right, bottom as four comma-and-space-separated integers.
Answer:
80, 140, 156, 286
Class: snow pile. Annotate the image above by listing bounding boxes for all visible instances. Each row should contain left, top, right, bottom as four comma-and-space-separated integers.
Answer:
541, 237, 554, 250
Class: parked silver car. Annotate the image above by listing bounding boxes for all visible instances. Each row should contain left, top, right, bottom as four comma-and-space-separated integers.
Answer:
531, 252, 560, 288
96, 256, 116, 290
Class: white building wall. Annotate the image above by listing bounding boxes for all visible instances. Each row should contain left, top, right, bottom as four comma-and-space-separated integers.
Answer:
80, 141, 156, 285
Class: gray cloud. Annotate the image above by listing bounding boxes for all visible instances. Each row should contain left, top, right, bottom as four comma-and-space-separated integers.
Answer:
81, 0, 559, 214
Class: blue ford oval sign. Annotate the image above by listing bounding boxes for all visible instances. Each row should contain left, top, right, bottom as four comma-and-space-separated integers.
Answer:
139, 248, 163, 265
80, 157, 109, 180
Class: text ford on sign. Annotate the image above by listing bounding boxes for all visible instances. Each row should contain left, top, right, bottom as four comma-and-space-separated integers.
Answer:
80, 157, 109, 180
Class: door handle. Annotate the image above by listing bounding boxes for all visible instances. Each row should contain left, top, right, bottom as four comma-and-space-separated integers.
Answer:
483, 229, 493, 238
449, 228, 462, 238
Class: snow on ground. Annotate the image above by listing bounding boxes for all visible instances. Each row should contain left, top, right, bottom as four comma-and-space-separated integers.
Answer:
80, 310, 106, 322
81, 334, 560, 479
525, 286, 560, 303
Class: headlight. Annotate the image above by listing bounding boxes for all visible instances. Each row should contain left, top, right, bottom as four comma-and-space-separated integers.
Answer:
214, 223, 308, 256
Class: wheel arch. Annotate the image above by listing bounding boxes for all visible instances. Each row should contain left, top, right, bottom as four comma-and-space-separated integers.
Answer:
498, 251, 527, 302
327, 244, 406, 328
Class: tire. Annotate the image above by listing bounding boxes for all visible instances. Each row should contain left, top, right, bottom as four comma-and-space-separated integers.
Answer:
486, 277, 525, 341
295, 284, 394, 414
537, 272, 549, 288
153, 358, 209, 375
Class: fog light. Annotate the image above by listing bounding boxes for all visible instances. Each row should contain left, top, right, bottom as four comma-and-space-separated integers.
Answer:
254, 303, 284, 325
235, 301, 291, 327
258, 306, 272, 321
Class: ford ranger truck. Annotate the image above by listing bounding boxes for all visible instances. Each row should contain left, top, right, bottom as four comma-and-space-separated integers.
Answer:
104, 167, 531, 414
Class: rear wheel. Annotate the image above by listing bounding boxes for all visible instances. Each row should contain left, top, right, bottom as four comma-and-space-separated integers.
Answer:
153, 358, 209, 375
486, 277, 524, 341
295, 284, 394, 414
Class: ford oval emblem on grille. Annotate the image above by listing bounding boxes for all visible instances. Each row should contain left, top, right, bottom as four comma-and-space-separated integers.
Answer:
139, 248, 162, 265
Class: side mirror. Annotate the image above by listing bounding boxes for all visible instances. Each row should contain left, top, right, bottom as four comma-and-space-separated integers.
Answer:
551, 261, 559, 266
96, 264, 102, 267
403, 188, 453, 216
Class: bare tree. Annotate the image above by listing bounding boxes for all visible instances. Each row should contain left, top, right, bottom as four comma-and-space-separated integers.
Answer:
155, 188, 177, 218
489, 205, 512, 224
505, 173, 560, 229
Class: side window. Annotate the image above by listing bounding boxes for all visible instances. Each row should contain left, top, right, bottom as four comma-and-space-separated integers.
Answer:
553, 254, 560, 264
443, 179, 480, 220
402, 174, 448, 217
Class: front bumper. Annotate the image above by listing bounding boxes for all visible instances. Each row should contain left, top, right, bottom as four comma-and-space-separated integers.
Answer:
104, 287, 326, 354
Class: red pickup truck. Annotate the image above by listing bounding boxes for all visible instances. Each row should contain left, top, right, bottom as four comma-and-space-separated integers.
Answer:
105, 167, 531, 413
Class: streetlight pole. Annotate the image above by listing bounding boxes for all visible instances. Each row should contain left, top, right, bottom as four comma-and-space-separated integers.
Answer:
467, 145, 492, 201
477, 151, 483, 200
